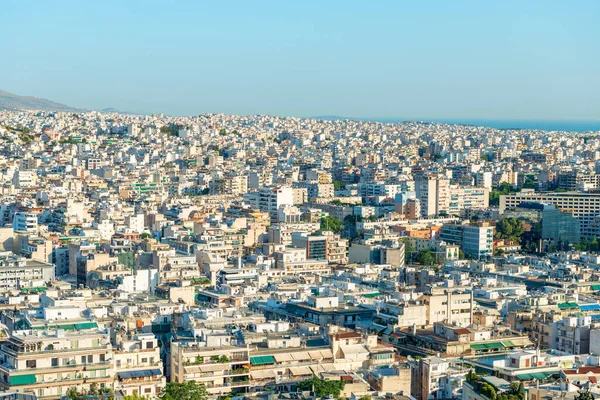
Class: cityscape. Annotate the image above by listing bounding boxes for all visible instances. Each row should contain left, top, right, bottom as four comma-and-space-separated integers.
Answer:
2, 1, 600, 400
0, 108, 599, 400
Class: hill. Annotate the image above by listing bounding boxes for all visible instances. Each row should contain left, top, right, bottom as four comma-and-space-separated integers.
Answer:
0, 89, 83, 112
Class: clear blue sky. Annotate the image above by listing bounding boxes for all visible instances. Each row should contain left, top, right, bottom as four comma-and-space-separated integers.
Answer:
2, 0, 599, 119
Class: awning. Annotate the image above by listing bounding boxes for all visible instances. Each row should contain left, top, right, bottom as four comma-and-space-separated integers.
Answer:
501, 341, 515, 347
517, 374, 534, 380
184, 366, 202, 374
250, 355, 276, 366
531, 372, 547, 380
10, 374, 36, 385
274, 353, 293, 362
289, 366, 313, 376
470, 344, 488, 351
557, 302, 579, 309
251, 370, 276, 380
199, 364, 227, 373
320, 349, 333, 358
310, 364, 337, 374
484, 342, 505, 350
509, 337, 534, 347
580, 304, 600, 312
291, 352, 311, 361
118, 369, 162, 380
74, 322, 99, 330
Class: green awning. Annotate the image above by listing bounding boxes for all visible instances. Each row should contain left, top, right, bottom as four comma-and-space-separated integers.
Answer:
501, 341, 515, 347
250, 356, 276, 366
517, 374, 534, 380
531, 372, 547, 380
55, 324, 76, 330
74, 322, 98, 330
484, 342, 505, 350
591, 285, 600, 291
557, 302, 579, 309
470, 344, 488, 350
10, 374, 36, 385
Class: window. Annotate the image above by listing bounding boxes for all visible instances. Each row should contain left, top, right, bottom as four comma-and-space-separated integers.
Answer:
51, 358, 59, 367
26, 360, 36, 368
88, 355, 93, 363
100, 354, 105, 362
142, 358, 148, 363
146, 342, 153, 349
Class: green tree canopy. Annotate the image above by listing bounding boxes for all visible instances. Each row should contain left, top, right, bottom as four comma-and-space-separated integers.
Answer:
321, 216, 342, 233
159, 381, 209, 400
489, 182, 518, 206
416, 249, 436, 265
495, 217, 525, 244
575, 389, 594, 400
296, 376, 345, 397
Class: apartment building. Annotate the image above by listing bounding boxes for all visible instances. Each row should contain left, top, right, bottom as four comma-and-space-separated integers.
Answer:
170, 341, 251, 395
243, 187, 294, 222
447, 186, 489, 215
0, 251, 54, 290
421, 290, 474, 327
0, 325, 112, 399
113, 333, 165, 398
439, 222, 494, 259
12, 212, 38, 233
415, 176, 449, 217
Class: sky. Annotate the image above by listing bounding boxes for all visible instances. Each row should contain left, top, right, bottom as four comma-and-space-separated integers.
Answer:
2, 0, 599, 120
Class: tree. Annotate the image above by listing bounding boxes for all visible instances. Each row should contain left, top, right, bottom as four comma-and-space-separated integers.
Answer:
159, 381, 209, 400
141, 232, 152, 239
333, 180, 344, 191
296, 376, 345, 397
480, 383, 496, 400
575, 389, 594, 400
125, 395, 151, 400
321, 216, 342, 233
489, 182, 518, 206
466, 369, 478, 383
495, 218, 525, 244
359, 396, 372, 400
416, 249, 435, 265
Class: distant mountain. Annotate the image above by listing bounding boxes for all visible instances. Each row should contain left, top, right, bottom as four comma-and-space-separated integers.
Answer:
0, 89, 83, 112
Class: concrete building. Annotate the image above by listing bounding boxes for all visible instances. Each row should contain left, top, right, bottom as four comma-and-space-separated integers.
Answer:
500, 190, 600, 238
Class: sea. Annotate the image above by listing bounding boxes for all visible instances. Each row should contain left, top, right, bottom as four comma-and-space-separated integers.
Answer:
314, 116, 600, 133
374, 118, 600, 133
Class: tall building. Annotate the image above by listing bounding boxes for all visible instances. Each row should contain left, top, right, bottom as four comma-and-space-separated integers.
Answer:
504, 202, 580, 246
411, 357, 454, 400
500, 190, 600, 238
447, 186, 489, 215
415, 176, 449, 217
243, 186, 294, 222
